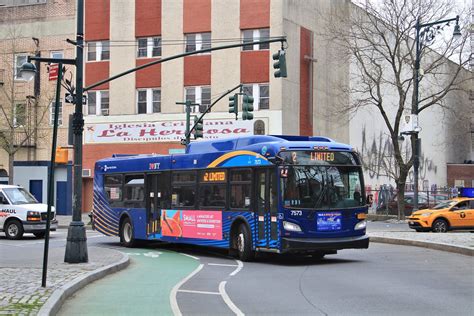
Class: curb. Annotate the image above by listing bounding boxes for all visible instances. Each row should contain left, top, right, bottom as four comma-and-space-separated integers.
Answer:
370, 236, 474, 256
37, 252, 130, 316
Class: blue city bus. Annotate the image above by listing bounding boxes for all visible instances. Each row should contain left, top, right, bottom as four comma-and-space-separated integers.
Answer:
93, 135, 369, 260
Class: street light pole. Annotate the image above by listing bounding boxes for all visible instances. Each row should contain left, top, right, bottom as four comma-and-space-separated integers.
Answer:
411, 15, 461, 212
65, 0, 87, 263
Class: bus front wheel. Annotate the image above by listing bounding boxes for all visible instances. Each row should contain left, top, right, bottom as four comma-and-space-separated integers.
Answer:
120, 217, 137, 247
235, 224, 254, 262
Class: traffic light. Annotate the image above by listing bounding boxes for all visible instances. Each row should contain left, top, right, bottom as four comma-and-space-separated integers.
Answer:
272, 50, 287, 78
229, 94, 239, 117
242, 94, 254, 120
193, 116, 204, 139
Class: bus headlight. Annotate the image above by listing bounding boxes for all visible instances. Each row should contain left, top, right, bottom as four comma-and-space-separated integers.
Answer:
283, 221, 302, 232
354, 220, 367, 230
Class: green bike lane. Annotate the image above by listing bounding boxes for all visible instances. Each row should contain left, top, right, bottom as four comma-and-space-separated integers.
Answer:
58, 248, 199, 316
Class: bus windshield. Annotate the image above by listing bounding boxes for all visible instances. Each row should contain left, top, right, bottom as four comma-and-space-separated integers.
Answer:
280, 164, 364, 210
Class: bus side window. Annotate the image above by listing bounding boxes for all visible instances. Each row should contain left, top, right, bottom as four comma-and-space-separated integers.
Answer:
123, 174, 145, 208
229, 169, 252, 210
104, 175, 123, 206
171, 171, 197, 208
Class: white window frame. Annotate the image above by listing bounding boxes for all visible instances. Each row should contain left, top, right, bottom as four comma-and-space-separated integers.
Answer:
137, 36, 162, 58
185, 33, 211, 54
184, 86, 211, 113
242, 83, 269, 110
136, 88, 161, 114
49, 101, 63, 126
86, 41, 110, 62
86, 90, 109, 116
50, 51, 63, 59
242, 28, 270, 51
14, 54, 28, 80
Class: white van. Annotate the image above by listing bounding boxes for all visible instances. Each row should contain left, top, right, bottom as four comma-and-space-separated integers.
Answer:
0, 185, 58, 239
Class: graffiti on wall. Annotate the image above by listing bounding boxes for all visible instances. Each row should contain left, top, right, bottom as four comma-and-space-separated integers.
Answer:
359, 126, 437, 182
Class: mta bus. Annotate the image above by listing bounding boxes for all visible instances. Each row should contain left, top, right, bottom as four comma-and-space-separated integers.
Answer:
93, 135, 369, 260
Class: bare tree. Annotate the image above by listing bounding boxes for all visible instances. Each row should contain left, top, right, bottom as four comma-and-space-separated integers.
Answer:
320, 0, 472, 219
0, 27, 53, 184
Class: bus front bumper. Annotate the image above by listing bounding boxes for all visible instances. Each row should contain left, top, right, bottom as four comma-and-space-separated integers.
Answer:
281, 235, 369, 253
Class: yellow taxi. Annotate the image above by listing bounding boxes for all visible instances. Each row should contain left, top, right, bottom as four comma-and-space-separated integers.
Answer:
407, 197, 474, 233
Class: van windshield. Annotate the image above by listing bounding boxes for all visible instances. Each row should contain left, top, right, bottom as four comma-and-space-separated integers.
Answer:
3, 188, 38, 205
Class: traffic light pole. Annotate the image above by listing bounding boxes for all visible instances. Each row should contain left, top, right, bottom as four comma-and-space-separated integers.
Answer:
182, 83, 243, 146
176, 100, 199, 145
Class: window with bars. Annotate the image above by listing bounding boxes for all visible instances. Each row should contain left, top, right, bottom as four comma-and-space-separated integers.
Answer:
242, 29, 270, 51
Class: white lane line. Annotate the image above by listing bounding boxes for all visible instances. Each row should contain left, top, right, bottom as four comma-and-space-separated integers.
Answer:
208, 263, 238, 267
229, 260, 243, 276
181, 253, 199, 260
219, 281, 244, 316
178, 289, 220, 295
170, 264, 204, 316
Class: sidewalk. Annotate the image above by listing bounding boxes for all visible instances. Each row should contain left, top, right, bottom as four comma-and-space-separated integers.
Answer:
367, 219, 474, 256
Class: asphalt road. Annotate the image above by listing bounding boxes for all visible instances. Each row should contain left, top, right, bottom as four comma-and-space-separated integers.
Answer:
1, 229, 473, 315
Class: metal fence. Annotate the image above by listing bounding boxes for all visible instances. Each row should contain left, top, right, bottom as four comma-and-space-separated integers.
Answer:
366, 186, 459, 216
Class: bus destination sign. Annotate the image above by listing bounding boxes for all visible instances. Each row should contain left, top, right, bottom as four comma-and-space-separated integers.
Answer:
202, 171, 226, 182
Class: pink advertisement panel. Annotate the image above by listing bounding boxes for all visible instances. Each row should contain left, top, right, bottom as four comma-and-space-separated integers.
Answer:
161, 210, 222, 240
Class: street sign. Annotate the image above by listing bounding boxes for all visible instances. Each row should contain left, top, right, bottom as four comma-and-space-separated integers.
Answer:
49, 64, 59, 81
65, 93, 87, 105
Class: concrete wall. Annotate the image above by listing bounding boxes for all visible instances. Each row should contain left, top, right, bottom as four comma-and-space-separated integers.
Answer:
109, 0, 135, 115
281, 0, 350, 141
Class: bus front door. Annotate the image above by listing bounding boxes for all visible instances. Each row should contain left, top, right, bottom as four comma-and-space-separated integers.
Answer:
256, 169, 278, 250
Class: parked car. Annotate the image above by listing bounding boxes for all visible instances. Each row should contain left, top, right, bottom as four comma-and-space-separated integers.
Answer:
0, 185, 57, 239
376, 192, 430, 216
408, 197, 474, 232
426, 193, 450, 207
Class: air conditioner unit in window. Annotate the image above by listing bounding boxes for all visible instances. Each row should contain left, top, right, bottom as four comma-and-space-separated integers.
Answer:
82, 169, 91, 177
101, 109, 109, 116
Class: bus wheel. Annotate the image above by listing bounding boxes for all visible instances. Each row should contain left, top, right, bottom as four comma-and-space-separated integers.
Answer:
120, 217, 137, 247
235, 224, 254, 262
5, 219, 24, 240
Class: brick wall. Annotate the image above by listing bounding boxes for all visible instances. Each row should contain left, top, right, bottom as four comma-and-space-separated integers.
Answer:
447, 164, 474, 187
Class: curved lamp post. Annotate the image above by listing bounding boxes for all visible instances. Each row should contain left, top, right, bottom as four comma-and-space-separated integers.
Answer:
411, 15, 461, 212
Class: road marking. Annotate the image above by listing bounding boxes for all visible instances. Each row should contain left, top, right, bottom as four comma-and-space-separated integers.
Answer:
229, 260, 243, 276
177, 289, 220, 295
181, 253, 199, 260
219, 281, 244, 316
208, 263, 238, 267
170, 264, 204, 316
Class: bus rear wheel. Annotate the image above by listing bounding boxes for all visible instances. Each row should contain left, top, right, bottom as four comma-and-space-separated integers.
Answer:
120, 217, 137, 247
235, 224, 254, 262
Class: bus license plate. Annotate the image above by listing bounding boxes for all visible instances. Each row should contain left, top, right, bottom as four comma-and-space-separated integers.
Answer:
317, 212, 342, 231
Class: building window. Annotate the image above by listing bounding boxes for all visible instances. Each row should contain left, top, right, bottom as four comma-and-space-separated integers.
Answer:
242, 28, 270, 51
242, 83, 270, 110
137, 36, 162, 58
185, 33, 211, 53
51, 51, 63, 59
87, 41, 110, 61
136, 88, 161, 114
13, 102, 26, 127
184, 86, 211, 113
14, 54, 27, 80
49, 102, 63, 126
86, 91, 109, 116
